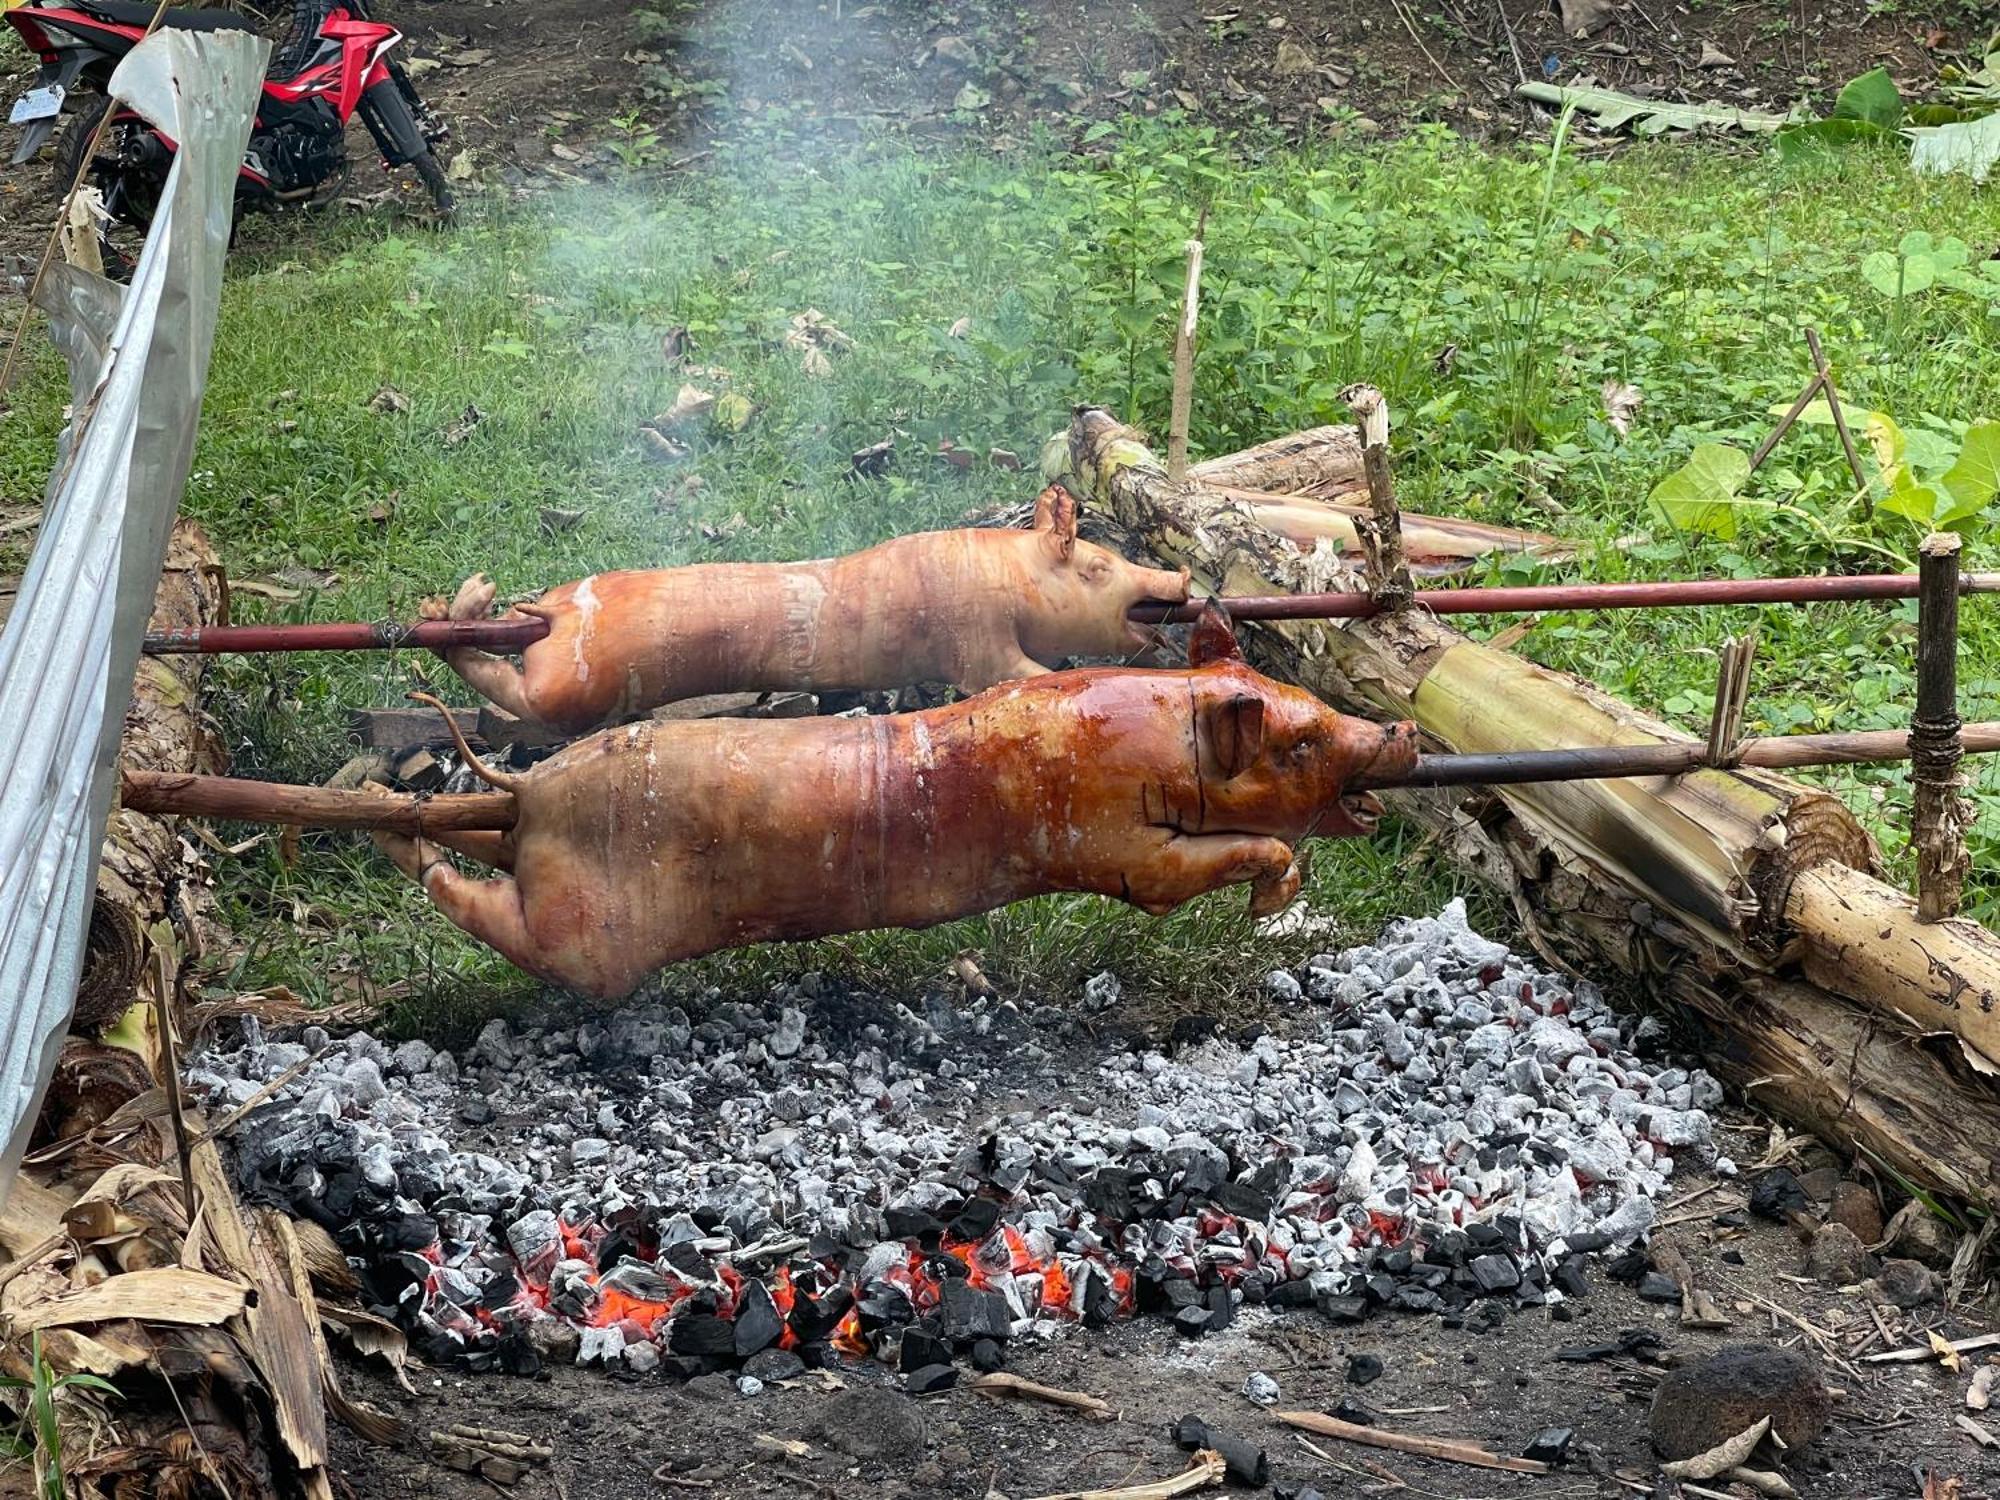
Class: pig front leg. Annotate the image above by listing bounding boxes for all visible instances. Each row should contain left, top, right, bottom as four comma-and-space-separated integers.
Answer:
432, 573, 538, 722
373, 824, 542, 973
1121, 832, 1300, 918
954, 646, 1051, 695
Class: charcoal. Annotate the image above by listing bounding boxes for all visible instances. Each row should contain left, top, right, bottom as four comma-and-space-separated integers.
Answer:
857, 1283, 913, 1329
669, 1315, 735, 1356
970, 1338, 1004, 1373
1561, 1230, 1611, 1253
948, 1198, 1001, 1243
1169, 1415, 1267, 1487
1522, 1426, 1573, 1464
734, 1280, 785, 1356
1636, 1272, 1682, 1303
1210, 1180, 1272, 1219
1332, 1397, 1376, 1426
743, 1348, 805, 1383
885, 1207, 946, 1243
899, 1329, 951, 1373
1160, 1278, 1203, 1311
1346, 1353, 1384, 1386
1204, 1285, 1234, 1331
940, 1280, 1011, 1342
1552, 1257, 1591, 1299
1316, 1294, 1368, 1323
1174, 1305, 1214, 1337
1273, 1487, 1325, 1500
1469, 1254, 1521, 1293
1748, 1167, 1810, 1221
905, 1363, 957, 1395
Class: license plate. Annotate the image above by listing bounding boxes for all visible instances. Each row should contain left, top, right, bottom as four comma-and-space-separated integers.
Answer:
9, 85, 63, 125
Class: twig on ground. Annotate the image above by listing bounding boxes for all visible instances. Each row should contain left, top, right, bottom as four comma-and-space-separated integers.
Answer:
1274, 1412, 1548, 1474
1389, 0, 1465, 91
967, 1372, 1113, 1419
1027, 1450, 1226, 1500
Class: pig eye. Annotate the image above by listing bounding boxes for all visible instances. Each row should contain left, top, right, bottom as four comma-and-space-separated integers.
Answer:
1083, 558, 1112, 582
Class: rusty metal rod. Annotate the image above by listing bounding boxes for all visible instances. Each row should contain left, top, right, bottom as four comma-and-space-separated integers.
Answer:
139, 572, 2000, 655
1139, 571, 2000, 624
1351, 722, 2000, 791
122, 723, 2000, 832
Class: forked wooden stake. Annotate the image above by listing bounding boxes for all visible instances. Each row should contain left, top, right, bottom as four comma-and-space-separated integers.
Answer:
1913, 531, 1971, 922
1166, 223, 1206, 486
1341, 383, 1412, 609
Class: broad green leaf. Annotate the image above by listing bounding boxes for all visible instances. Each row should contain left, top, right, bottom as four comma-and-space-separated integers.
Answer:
1940, 421, 2000, 510
1909, 111, 2000, 182
1878, 477, 1941, 525
1902, 425, 1960, 476
1648, 443, 1752, 539
1834, 67, 1904, 129
1776, 117, 1896, 158
1515, 81, 1791, 134
1899, 230, 1935, 258
1865, 410, 1908, 482
1861, 251, 1901, 297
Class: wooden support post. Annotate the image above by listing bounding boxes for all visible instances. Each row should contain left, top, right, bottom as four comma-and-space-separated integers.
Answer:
1166, 229, 1205, 485
1913, 531, 1970, 922
1340, 384, 1412, 609
1805, 327, 1870, 512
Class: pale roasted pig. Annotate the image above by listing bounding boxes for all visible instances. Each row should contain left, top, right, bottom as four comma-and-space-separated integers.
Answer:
432, 484, 1190, 734
377, 613, 1418, 999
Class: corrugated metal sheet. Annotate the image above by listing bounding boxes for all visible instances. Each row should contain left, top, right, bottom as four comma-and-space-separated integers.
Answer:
0, 30, 267, 1203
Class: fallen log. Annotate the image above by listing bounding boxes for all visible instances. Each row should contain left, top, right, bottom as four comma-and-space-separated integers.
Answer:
1073, 406, 2000, 1206
82, 520, 225, 1035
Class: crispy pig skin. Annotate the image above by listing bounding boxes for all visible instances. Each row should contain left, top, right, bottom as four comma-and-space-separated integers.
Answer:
374, 644, 1418, 1000
435, 485, 1191, 734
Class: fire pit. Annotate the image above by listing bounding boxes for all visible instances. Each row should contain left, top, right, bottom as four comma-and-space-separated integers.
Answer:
192, 901, 1726, 1386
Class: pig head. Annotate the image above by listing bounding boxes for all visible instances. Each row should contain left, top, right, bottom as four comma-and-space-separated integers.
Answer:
431, 485, 1190, 734
375, 627, 1416, 1000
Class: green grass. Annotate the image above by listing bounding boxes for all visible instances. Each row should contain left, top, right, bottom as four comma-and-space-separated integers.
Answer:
4, 117, 1997, 1026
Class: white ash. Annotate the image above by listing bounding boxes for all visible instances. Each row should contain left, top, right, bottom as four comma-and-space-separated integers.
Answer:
191, 899, 1725, 1365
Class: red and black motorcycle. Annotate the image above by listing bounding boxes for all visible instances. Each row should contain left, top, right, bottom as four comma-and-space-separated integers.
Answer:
4, 0, 453, 230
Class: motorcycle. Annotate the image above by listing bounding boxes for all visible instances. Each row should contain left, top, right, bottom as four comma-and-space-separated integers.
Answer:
4, 0, 454, 233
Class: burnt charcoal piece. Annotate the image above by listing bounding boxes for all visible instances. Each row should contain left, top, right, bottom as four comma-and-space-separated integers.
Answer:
1210, 1179, 1273, 1219
1562, 1230, 1611, 1253
940, 1280, 1011, 1342
1168, 1014, 1221, 1050
734, 1280, 785, 1356
948, 1197, 1001, 1243
1553, 1257, 1591, 1299
1468, 1301, 1506, 1334
1363, 1273, 1397, 1305
1168, 1415, 1267, 1487
496, 1332, 541, 1378
885, 1207, 947, 1243
1174, 1304, 1214, 1337
899, 1329, 951, 1374
1333, 1397, 1377, 1426
1346, 1353, 1384, 1386
1719, 1248, 1745, 1267
1204, 1285, 1234, 1332
743, 1348, 805, 1383
1393, 1287, 1445, 1314
594, 1228, 640, 1270
1083, 1169, 1134, 1223
1522, 1426, 1574, 1464
1273, 1488, 1325, 1500
971, 1339, 1004, 1373
792, 1286, 852, 1343
1465, 1222, 1507, 1252
659, 1354, 709, 1380
1556, 1342, 1620, 1363
669, 1314, 736, 1357
1160, 1278, 1204, 1311
1469, 1253, 1521, 1293
1429, 1229, 1471, 1265
1712, 1209, 1749, 1228
458, 1098, 496, 1125
1316, 1294, 1368, 1323
1636, 1272, 1682, 1304
1382, 1247, 1414, 1274
664, 1241, 710, 1278
858, 1283, 913, 1329
1270, 1279, 1316, 1310
1604, 1249, 1649, 1284
1078, 1266, 1116, 1328
1748, 1167, 1810, 1221
1550, 1302, 1574, 1323
1618, 1328, 1667, 1359
905, 1363, 957, 1395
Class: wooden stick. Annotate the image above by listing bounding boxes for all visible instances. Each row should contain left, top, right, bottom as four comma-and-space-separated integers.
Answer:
1863, 1330, 2000, 1364
966, 1372, 1113, 1418
1166, 226, 1205, 486
121, 771, 517, 832
1029, 1451, 1225, 1500
1805, 327, 1869, 508
1705, 631, 1758, 767
1749, 370, 1829, 472
1272, 1412, 1549, 1474
1341, 384, 1412, 609
1913, 531, 1969, 922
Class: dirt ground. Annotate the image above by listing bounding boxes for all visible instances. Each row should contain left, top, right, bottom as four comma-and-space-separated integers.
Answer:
327, 1115, 1999, 1499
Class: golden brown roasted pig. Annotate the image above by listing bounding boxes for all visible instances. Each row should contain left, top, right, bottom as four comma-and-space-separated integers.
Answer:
433, 484, 1190, 734
377, 613, 1417, 999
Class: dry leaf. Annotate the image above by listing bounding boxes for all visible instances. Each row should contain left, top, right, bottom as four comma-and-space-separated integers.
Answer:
639, 428, 690, 463
1274, 39, 1318, 75
1601, 379, 1643, 435
1661, 1417, 1770, 1481
1956, 1415, 1997, 1449
368, 384, 411, 415
850, 439, 895, 479
989, 447, 1021, 471
661, 325, 690, 365
1558, 0, 1620, 35
539, 507, 585, 536
947, 316, 972, 338
801, 346, 833, 379
12, 1266, 248, 1330
443, 403, 484, 447
1698, 40, 1734, 67
932, 35, 976, 67
445, 47, 491, 66
1967, 1366, 1998, 1410
1934, 1329, 1966, 1374
647, 384, 716, 433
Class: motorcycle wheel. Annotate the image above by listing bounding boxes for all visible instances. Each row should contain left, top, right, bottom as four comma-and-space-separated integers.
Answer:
411, 148, 456, 217
48, 94, 110, 203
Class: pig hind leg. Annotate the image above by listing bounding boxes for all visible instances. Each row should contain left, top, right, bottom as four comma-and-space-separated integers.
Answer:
423, 829, 515, 873
956, 647, 1051, 694
1122, 832, 1299, 918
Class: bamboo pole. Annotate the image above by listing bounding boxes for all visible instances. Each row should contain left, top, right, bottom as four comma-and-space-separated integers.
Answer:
1913, 532, 1970, 922
1342, 383, 1411, 608
1165, 230, 1204, 485
1070, 405, 2000, 1204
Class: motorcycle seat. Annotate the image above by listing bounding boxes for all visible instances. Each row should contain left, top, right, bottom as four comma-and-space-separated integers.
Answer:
73, 0, 259, 32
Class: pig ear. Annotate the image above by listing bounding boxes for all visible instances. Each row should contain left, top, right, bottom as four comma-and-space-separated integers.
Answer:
1208, 693, 1266, 780
1187, 603, 1242, 667
1033, 484, 1078, 563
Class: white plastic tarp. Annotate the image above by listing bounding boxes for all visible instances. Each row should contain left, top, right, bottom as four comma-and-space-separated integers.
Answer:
0, 29, 266, 1205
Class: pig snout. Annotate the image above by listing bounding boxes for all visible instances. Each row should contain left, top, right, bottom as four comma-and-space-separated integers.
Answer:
1192, 671, 1418, 839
